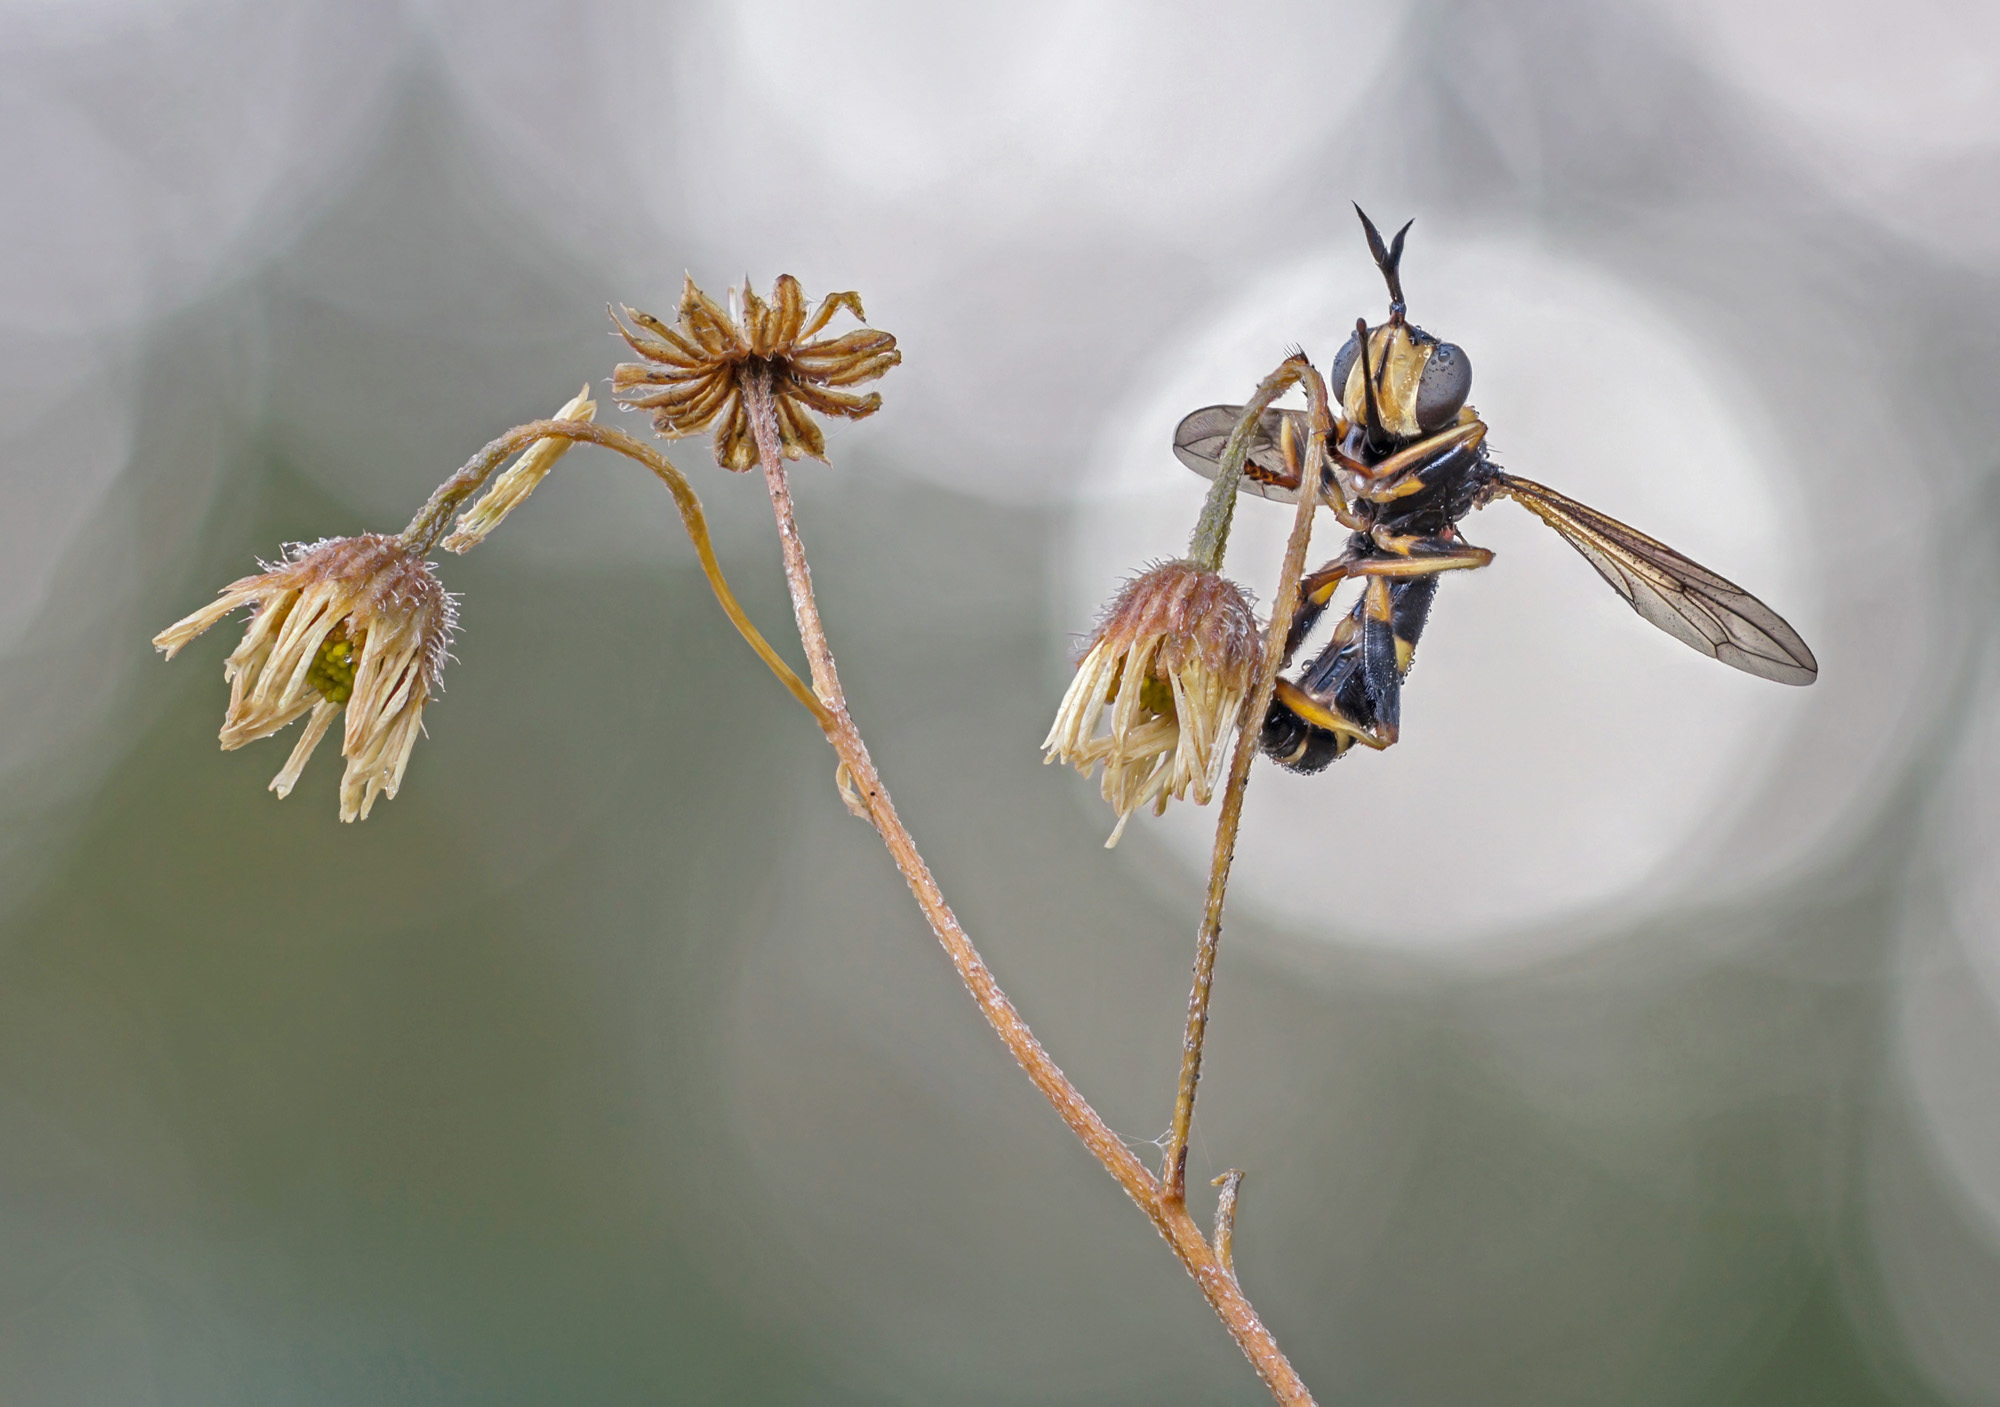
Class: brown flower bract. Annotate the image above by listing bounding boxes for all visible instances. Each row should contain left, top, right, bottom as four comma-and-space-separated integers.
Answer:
1088, 560, 1260, 683
611, 274, 899, 470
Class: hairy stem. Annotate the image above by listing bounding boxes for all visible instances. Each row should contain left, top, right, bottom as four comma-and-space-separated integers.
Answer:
401, 418, 830, 727
739, 372, 1317, 1407
1163, 362, 1332, 1203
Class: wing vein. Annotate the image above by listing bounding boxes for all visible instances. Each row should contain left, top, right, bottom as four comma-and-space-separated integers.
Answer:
1494, 474, 1817, 685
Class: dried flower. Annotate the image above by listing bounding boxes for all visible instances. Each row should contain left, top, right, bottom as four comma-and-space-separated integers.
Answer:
153, 534, 455, 822
441, 384, 597, 553
610, 274, 898, 470
1043, 560, 1260, 846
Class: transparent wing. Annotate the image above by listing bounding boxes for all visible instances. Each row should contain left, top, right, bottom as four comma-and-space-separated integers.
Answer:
1493, 473, 1818, 685
1172, 404, 1311, 503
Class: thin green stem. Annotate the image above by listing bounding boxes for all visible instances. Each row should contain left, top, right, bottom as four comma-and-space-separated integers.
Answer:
1186, 359, 1309, 573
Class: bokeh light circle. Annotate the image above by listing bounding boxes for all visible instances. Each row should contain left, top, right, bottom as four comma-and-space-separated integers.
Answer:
1059, 231, 1819, 953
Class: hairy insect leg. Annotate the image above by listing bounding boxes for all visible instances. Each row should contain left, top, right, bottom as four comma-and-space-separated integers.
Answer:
1270, 679, 1396, 751
1356, 577, 1408, 742
1349, 542, 1494, 577
1343, 419, 1489, 504
1284, 553, 1359, 662
1282, 533, 1488, 666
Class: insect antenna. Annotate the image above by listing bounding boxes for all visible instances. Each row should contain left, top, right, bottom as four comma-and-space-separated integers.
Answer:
1353, 316, 1386, 451
1353, 204, 1413, 323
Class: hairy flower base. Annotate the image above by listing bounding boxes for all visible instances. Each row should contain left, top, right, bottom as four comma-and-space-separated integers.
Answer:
1043, 561, 1259, 846
154, 534, 455, 821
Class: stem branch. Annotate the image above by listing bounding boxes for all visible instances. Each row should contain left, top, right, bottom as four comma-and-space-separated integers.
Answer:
739, 372, 1317, 1407
402, 418, 830, 727
1212, 1169, 1246, 1279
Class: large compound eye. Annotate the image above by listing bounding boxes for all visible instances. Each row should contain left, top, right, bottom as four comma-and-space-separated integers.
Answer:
1328, 331, 1361, 405
1415, 340, 1471, 430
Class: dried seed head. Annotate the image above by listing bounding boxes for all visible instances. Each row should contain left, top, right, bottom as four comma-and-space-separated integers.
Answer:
153, 534, 456, 822
1042, 560, 1260, 846
441, 385, 597, 553
610, 274, 899, 470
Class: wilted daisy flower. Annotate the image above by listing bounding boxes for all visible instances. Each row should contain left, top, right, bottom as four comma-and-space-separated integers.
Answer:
153, 534, 455, 822
1043, 560, 1260, 846
610, 274, 899, 470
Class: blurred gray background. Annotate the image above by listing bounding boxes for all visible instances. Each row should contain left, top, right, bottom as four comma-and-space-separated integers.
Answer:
4, 0, 2000, 1402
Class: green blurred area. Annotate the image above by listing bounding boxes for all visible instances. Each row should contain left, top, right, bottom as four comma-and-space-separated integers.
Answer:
3, 19, 1998, 1407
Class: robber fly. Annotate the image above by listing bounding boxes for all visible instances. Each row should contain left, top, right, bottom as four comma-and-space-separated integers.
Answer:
1173, 207, 1817, 774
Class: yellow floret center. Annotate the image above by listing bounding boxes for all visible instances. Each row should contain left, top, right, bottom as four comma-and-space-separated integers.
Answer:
308, 625, 358, 704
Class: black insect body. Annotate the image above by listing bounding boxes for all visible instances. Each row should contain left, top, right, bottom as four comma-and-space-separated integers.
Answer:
1173, 208, 1817, 774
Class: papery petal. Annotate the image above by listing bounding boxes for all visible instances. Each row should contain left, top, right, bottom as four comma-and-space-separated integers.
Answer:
714, 402, 759, 471
741, 280, 776, 356
270, 697, 340, 797
777, 394, 827, 460
815, 350, 903, 388
680, 275, 744, 356
798, 289, 866, 340
612, 305, 705, 367
788, 382, 884, 420
791, 328, 898, 367
611, 361, 706, 389
770, 275, 807, 348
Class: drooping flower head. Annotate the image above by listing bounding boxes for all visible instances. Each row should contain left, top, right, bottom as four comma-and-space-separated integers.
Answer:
610, 274, 899, 470
1043, 560, 1260, 846
153, 534, 455, 822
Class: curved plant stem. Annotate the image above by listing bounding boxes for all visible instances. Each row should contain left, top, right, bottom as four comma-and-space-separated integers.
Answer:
1187, 358, 1308, 573
400, 418, 830, 727
739, 366, 1318, 1407
1162, 363, 1333, 1204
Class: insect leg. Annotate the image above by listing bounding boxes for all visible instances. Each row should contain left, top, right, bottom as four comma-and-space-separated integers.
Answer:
1344, 544, 1494, 577
1352, 420, 1489, 503
1271, 679, 1395, 750
1357, 576, 1406, 744
1283, 549, 1362, 663
1282, 532, 1485, 666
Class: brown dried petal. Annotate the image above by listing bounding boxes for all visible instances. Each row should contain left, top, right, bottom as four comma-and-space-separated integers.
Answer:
787, 382, 883, 420
740, 282, 775, 356
799, 289, 867, 341
816, 350, 903, 387
713, 401, 758, 471
779, 395, 827, 460
672, 373, 739, 425
612, 305, 705, 367
679, 276, 744, 357
770, 274, 808, 347
793, 328, 898, 363
610, 361, 698, 389
626, 304, 703, 355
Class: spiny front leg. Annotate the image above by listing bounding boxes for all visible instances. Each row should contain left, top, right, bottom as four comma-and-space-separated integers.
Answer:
1339, 419, 1488, 504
